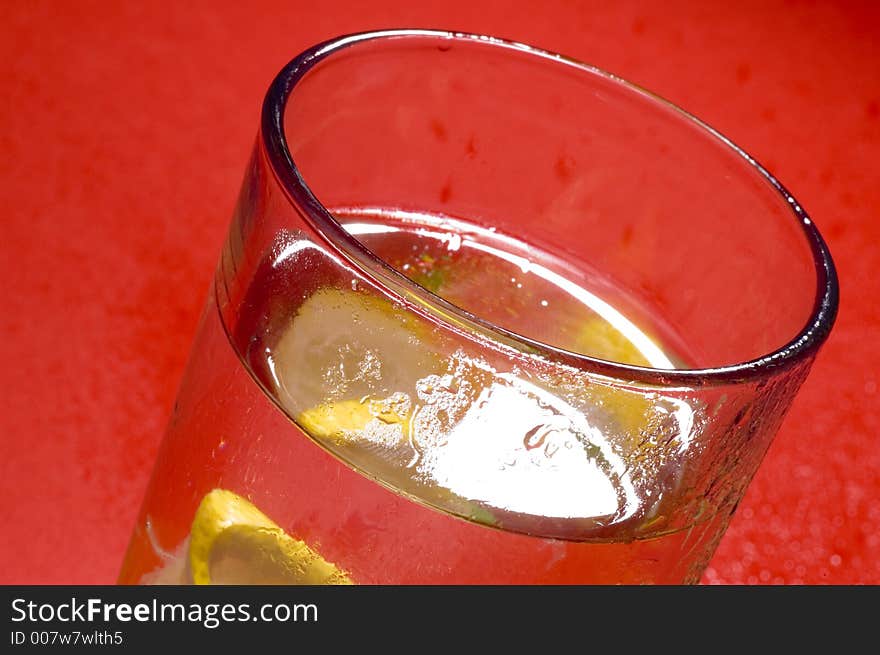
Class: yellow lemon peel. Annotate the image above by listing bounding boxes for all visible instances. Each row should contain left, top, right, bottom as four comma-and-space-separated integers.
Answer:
297, 398, 410, 443
188, 489, 352, 585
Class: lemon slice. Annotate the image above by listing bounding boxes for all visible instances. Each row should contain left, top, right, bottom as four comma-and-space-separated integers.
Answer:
298, 397, 410, 443
574, 315, 669, 444
297, 396, 499, 527
188, 489, 352, 585
270, 288, 444, 415
575, 315, 653, 367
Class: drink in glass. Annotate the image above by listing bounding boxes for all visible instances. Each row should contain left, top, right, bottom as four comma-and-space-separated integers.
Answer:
119, 30, 838, 585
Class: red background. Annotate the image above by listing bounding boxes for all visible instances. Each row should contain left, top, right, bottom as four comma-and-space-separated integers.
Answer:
1, 1, 877, 585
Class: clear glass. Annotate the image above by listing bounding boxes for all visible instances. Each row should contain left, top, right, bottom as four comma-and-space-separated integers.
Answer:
120, 30, 838, 585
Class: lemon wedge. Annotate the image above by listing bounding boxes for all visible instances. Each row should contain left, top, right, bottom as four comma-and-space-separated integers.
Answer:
188, 489, 352, 585
270, 288, 444, 415
298, 398, 410, 443
297, 397, 499, 527
575, 315, 653, 367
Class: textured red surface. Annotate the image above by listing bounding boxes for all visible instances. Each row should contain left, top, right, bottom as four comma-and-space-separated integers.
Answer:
1, 1, 877, 585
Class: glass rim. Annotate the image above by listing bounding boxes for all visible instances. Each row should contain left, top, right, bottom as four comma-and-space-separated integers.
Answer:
260, 28, 839, 386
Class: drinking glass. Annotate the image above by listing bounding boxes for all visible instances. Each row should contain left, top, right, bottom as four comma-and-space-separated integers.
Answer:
119, 30, 838, 585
